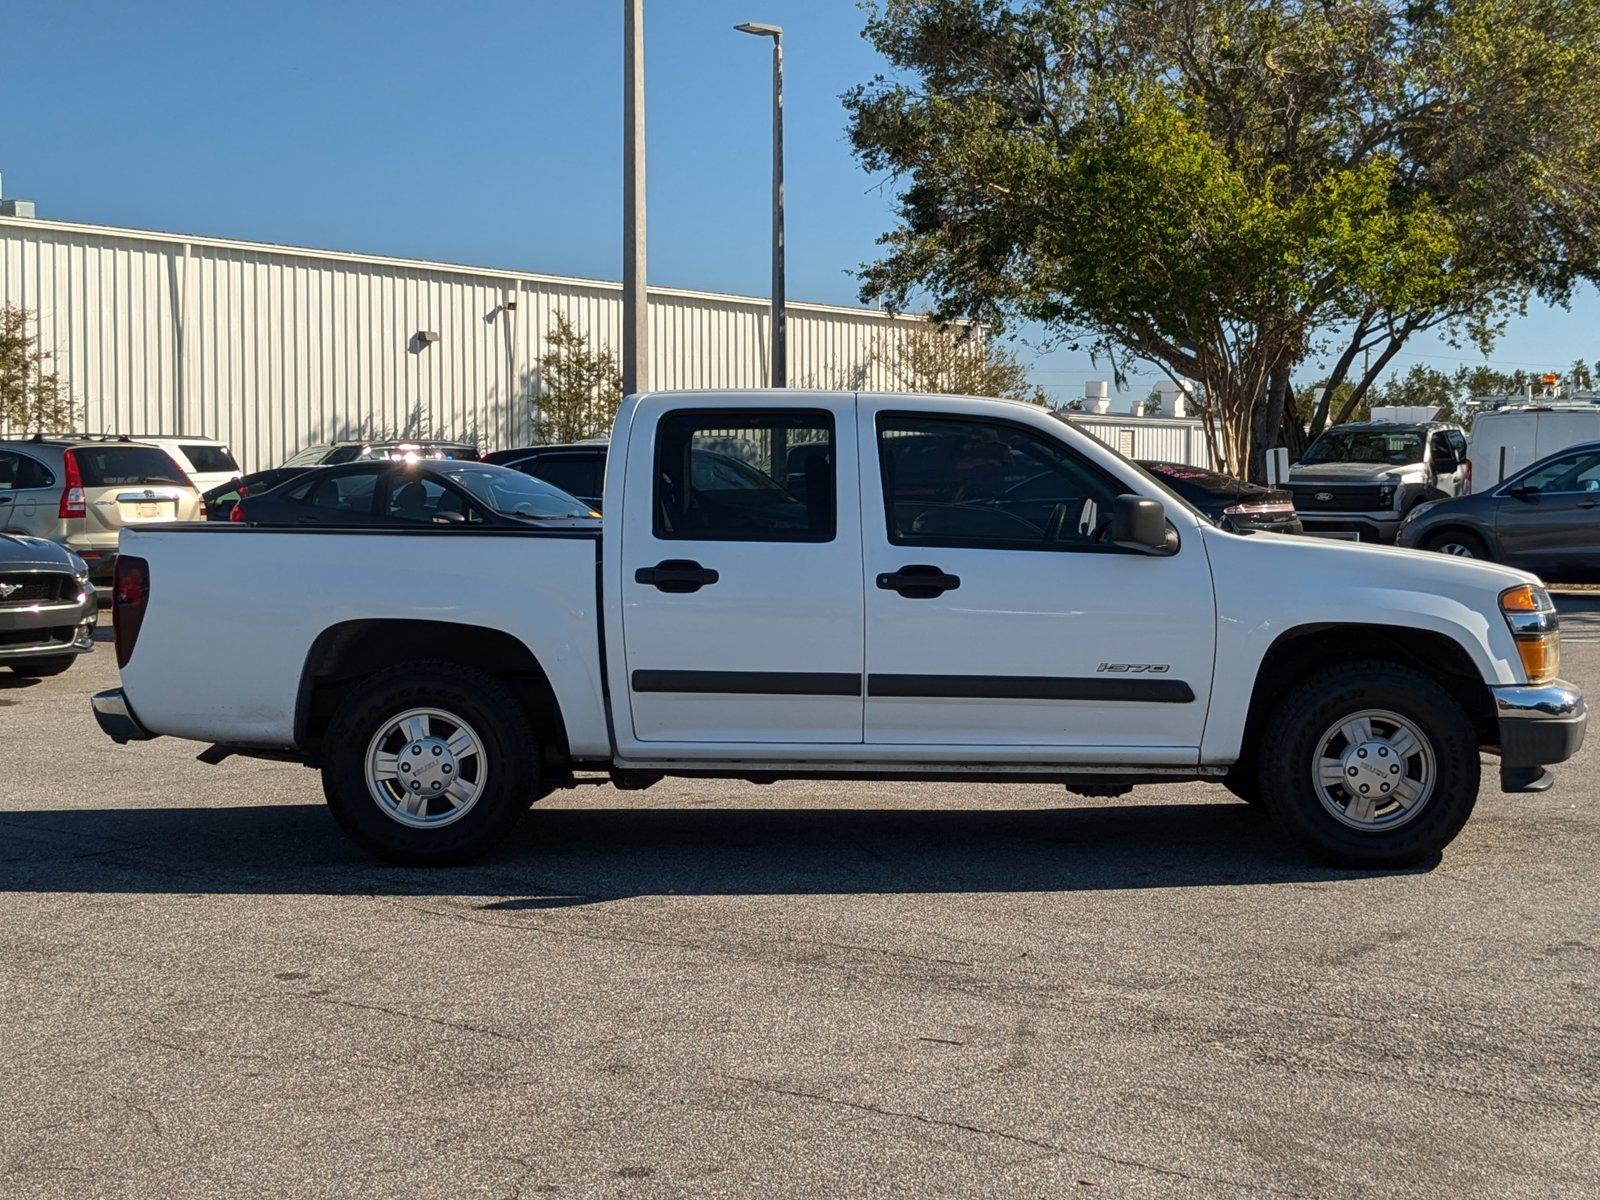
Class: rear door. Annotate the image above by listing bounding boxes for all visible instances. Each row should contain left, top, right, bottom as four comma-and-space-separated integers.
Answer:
618, 395, 864, 746
858, 399, 1216, 759
0, 450, 57, 534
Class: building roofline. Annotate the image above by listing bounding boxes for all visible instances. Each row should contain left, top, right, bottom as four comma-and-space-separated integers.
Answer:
0, 213, 942, 324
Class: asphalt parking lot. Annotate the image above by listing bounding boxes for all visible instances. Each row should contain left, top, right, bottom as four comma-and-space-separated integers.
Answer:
3, 618, 1599, 1199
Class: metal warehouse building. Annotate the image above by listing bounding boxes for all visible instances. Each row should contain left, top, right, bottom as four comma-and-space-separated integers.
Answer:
0, 215, 941, 472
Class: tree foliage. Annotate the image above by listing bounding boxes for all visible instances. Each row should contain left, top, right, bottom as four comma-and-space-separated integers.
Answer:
846, 0, 1600, 477
0, 306, 77, 433
533, 314, 622, 444
886, 321, 1048, 403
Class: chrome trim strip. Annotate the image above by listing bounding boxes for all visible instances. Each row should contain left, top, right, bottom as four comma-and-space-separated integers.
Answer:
1493, 681, 1584, 720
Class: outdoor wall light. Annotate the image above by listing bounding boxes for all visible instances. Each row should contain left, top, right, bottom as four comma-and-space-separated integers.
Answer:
415, 330, 440, 345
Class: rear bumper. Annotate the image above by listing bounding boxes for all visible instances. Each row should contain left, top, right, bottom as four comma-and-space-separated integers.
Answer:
1494, 680, 1586, 771
91, 688, 155, 743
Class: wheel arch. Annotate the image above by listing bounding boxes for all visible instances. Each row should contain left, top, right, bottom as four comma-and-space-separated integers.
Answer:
294, 619, 570, 765
1416, 521, 1494, 557
1231, 623, 1498, 770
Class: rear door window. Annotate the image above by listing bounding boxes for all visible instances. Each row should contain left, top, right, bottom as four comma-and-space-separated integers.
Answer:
179, 444, 240, 473
299, 472, 379, 515
73, 447, 188, 487
522, 454, 604, 500
0, 452, 51, 490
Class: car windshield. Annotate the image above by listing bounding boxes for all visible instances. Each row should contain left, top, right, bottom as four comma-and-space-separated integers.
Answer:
282, 445, 332, 467
1140, 461, 1255, 497
1301, 429, 1423, 466
434, 463, 596, 519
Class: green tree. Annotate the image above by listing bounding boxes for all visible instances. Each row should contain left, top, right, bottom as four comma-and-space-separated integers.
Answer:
846, 0, 1600, 478
886, 321, 1048, 403
533, 314, 622, 444
0, 305, 77, 433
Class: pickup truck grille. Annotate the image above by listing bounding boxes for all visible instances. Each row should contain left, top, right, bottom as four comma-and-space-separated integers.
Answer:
1290, 485, 1391, 512
0, 573, 75, 606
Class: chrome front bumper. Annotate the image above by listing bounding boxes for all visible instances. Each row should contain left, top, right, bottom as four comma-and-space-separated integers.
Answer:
0, 589, 97, 660
91, 688, 154, 744
1493, 680, 1586, 788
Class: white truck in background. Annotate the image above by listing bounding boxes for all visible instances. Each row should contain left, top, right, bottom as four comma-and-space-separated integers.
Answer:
93, 390, 1585, 868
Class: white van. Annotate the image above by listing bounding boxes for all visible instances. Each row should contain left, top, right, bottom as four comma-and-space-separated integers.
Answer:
1467, 406, 1600, 492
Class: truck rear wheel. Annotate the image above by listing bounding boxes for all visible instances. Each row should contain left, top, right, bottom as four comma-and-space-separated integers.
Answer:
1258, 662, 1480, 868
320, 661, 537, 866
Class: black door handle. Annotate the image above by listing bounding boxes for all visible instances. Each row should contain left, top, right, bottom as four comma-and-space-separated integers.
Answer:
635, 559, 720, 593
877, 564, 960, 598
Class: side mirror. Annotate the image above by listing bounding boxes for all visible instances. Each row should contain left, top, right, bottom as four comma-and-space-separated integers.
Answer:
1110, 494, 1172, 554
432, 511, 467, 525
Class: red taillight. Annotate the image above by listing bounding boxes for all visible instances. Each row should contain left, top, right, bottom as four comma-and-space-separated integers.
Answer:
229, 500, 246, 522
59, 449, 86, 519
113, 555, 150, 668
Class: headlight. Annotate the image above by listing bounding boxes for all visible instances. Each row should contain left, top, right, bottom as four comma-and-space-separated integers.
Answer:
1380, 485, 1395, 505
1500, 584, 1560, 683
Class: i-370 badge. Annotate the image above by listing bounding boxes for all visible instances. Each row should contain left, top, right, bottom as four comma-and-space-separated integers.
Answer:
1096, 662, 1170, 674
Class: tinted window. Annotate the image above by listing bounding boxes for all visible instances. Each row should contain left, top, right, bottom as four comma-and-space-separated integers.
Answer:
1429, 432, 1457, 462
654, 411, 834, 541
0, 452, 54, 491
283, 445, 334, 467
522, 455, 604, 500
1448, 431, 1468, 457
74, 447, 188, 486
433, 464, 592, 518
878, 415, 1124, 549
1301, 429, 1424, 466
1518, 451, 1600, 494
299, 472, 378, 514
383, 475, 471, 523
180, 444, 240, 473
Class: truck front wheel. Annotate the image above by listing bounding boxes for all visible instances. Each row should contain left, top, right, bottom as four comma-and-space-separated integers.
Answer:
321, 661, 537, 865
1258, 662, 1480, 868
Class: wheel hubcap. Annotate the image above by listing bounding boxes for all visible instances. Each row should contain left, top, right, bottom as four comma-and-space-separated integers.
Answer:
1313, 709, 1435, 831
1440, 542, 1476, 557
364, 707, 487, 829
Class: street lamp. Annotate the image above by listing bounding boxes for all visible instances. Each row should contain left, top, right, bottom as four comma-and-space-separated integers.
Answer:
735, 21, 785, 388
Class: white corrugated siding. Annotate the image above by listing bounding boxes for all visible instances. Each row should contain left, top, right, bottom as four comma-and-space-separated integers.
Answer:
1067, 413, 1214, 468
1, 216, 940, 471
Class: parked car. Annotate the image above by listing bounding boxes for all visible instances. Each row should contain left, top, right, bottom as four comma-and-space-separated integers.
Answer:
1398, 439, 1600, 579
130, 436, 243, 494
0, 436, 203, 584
94, 390, 1583, 872
281, 440, 480, 468
236, 460, 598, 529
1138, 461, 1303, 534
483, 442, 608, 509
1467, 405, 1600, 492
0, 533, 96, 676
1287, 420, 1468, 542
202, 467, 319, 522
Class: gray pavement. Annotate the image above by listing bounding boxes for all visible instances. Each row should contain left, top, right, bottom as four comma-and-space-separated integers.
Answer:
3, 621, 1599, 1198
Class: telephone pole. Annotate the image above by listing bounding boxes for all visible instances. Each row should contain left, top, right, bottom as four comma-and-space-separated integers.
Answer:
623, 0, 648, 395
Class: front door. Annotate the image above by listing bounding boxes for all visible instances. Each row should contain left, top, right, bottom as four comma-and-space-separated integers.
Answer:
619, 396, 864, 745
1496, 447, 1600, 578
858, 400, 1216, 760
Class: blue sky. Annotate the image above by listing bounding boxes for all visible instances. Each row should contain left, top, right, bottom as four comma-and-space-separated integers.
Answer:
3, 0, 1593, 404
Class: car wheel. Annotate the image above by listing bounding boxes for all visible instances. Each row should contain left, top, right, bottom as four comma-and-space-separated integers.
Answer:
1258, 661, 1480, 868
321, 661, 537, 866
9, 655, 78, 677
1422, 529, 1489, 560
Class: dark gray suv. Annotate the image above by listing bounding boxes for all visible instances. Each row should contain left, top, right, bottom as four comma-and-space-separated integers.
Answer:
1397, 439, 1600, 579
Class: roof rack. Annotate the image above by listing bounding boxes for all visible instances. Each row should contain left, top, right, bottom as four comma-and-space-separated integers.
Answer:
23, 432, 134, 443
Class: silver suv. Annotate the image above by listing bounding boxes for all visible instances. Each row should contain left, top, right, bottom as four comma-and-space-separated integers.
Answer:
0, 436, 203, 585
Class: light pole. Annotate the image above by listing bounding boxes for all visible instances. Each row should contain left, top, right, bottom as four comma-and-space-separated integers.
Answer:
735, 21, 785, 388
623, 0, 648, 396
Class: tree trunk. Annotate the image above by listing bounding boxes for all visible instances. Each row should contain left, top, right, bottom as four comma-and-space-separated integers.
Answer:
1248, 362, 1293, 484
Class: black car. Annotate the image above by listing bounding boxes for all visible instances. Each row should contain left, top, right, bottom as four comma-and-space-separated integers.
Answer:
1139, 461, 1304, 534
483, 442, 608, 509
237, 460, 599, 529
280, 439, 481, 468
1397, 438, 1600, 579
202, 466, 319, 521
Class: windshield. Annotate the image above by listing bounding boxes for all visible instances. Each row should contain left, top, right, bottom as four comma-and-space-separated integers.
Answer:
283, 445, 332, 467
1301, 429, 1423, 466
434, 463, 596, 519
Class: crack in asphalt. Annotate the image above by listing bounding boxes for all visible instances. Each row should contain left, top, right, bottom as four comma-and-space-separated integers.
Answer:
725, 1074, 1321, 1198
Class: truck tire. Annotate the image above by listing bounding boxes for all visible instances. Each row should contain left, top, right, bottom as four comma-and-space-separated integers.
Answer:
320, 661, 538, 866
9, 654, 78, 677
1258, 661, 1479, 868
1422, 529, 1489, 560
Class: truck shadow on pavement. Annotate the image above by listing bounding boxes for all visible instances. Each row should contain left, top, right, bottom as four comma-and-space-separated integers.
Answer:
0, 800, 1422, 900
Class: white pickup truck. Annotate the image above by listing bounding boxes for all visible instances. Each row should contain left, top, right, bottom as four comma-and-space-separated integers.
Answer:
92, 390, 1586, 868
